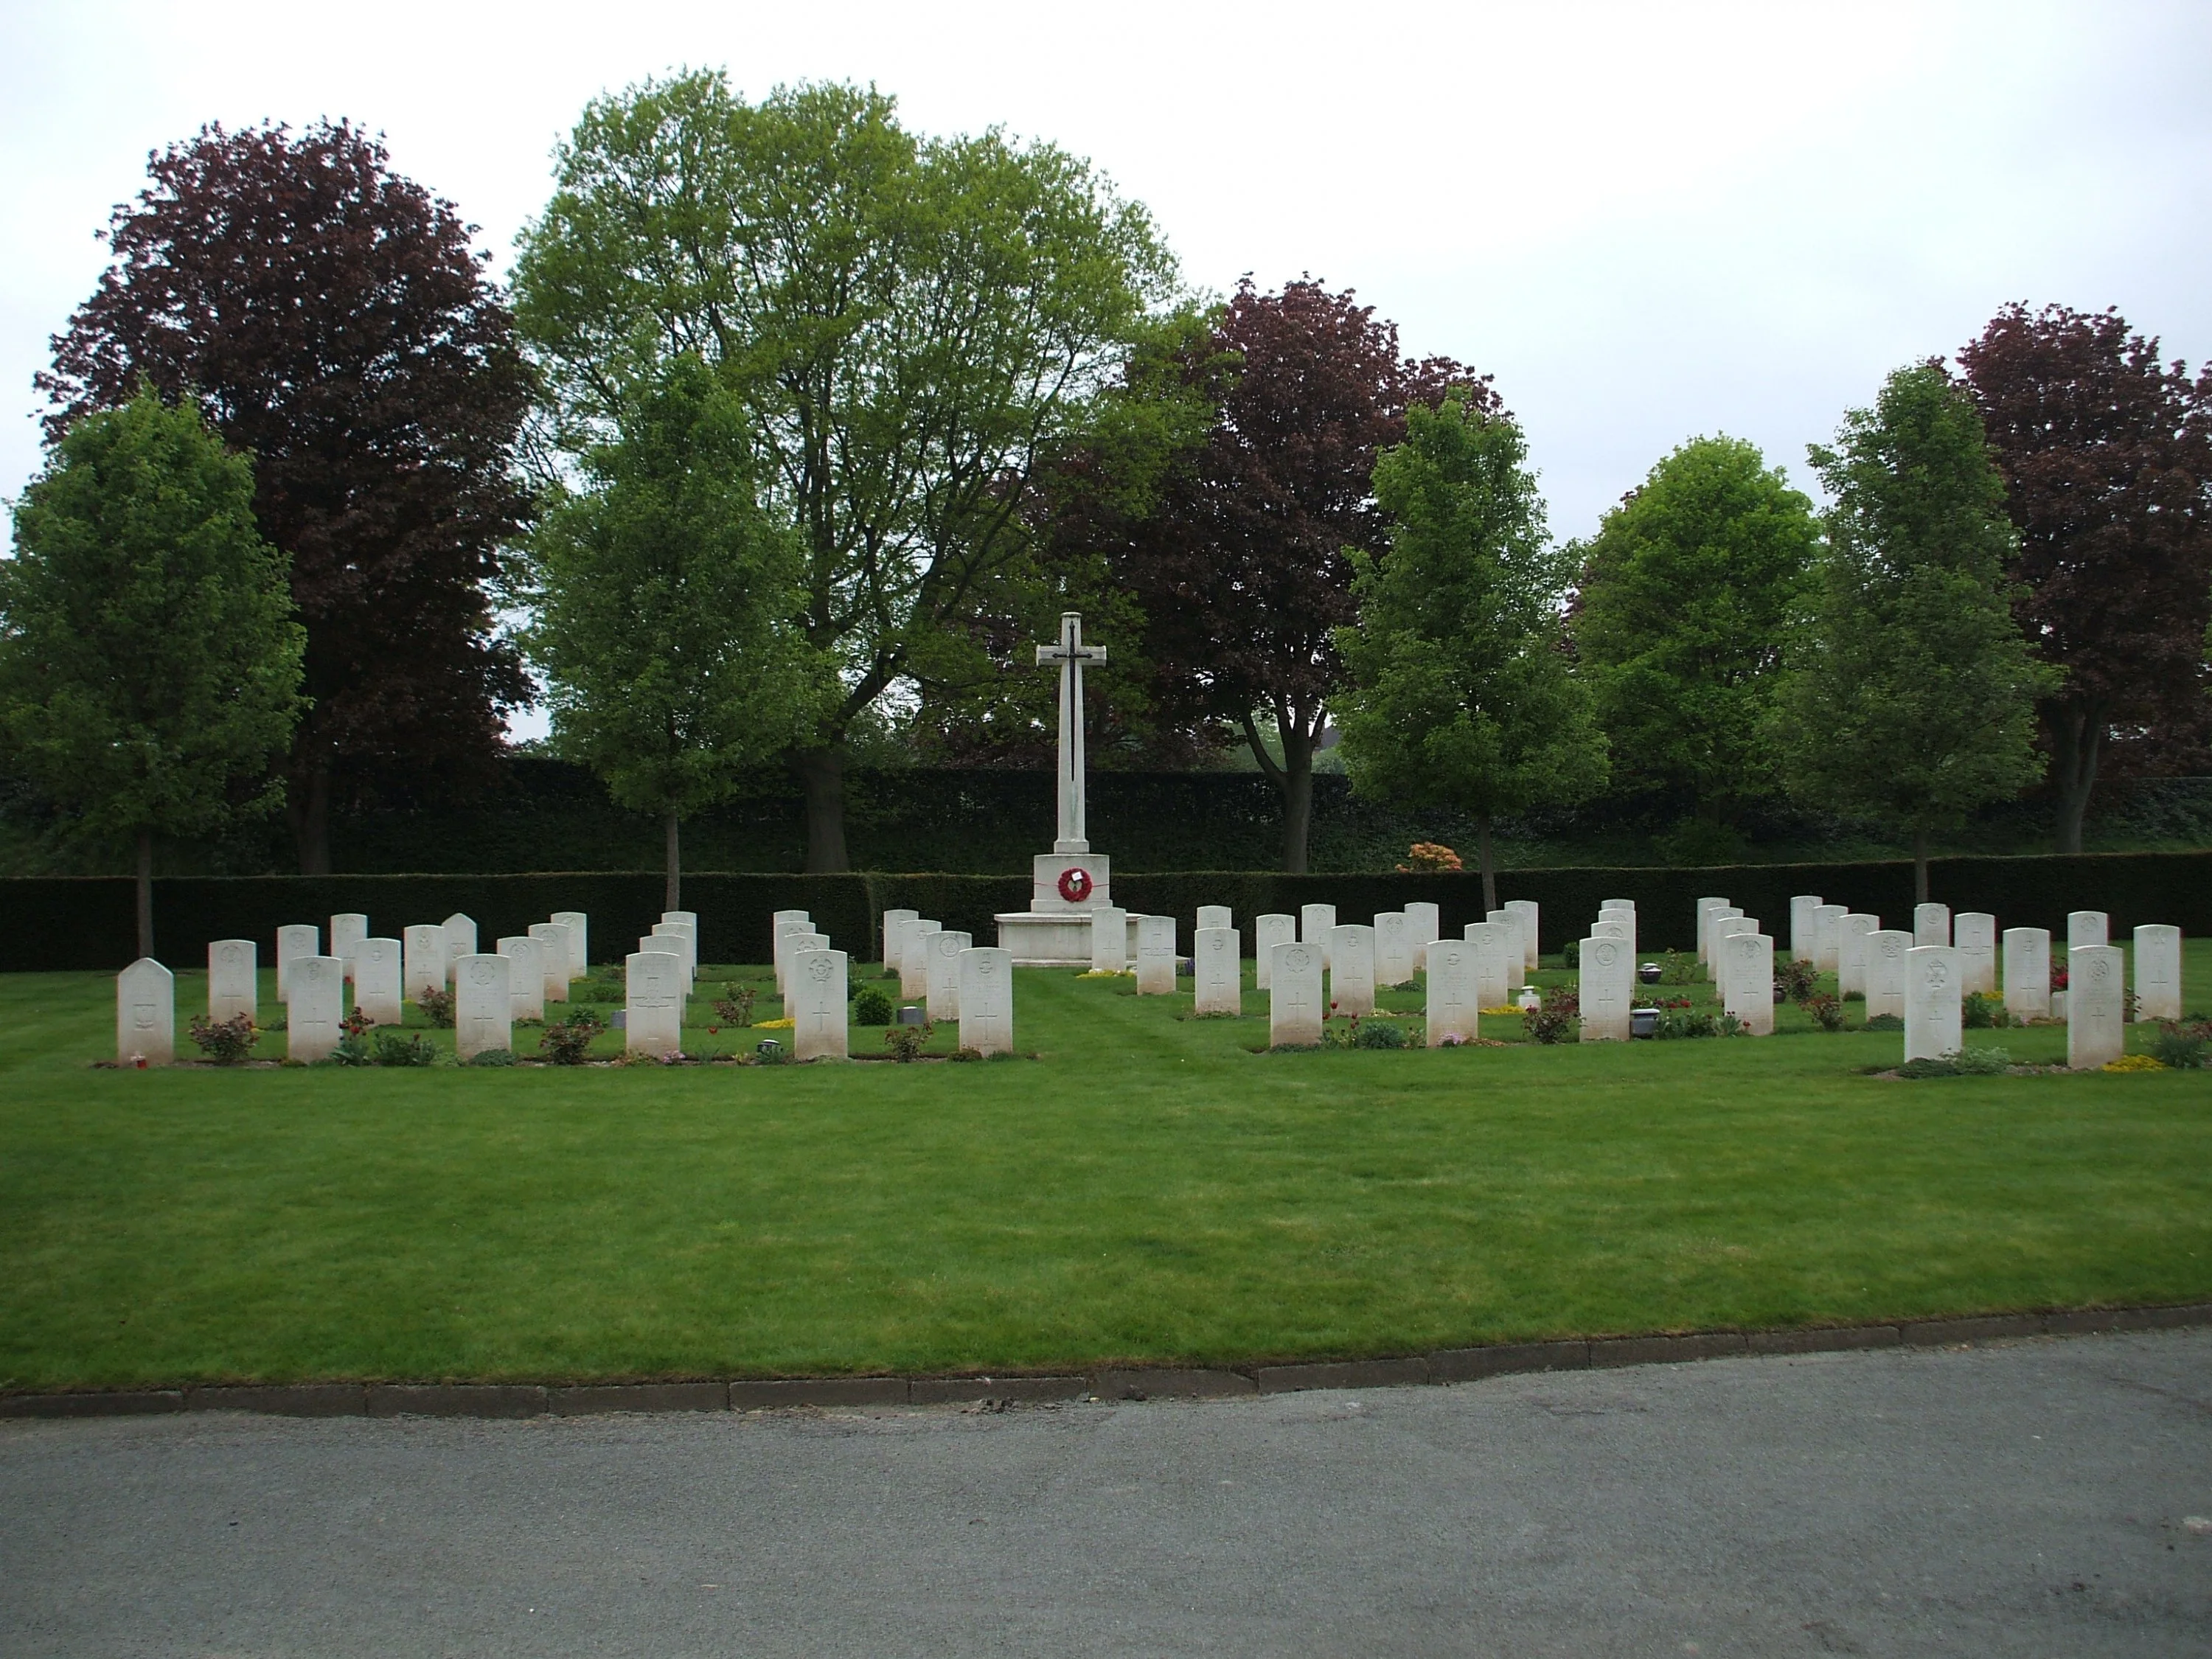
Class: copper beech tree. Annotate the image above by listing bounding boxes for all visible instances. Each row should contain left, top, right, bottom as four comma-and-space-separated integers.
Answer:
39, 122, 532, 872
1958, 304, 2212, 853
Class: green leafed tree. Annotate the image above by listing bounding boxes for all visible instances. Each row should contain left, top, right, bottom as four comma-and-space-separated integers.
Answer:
512, 72, 1176, 869
1773, 364, 2054, 900
1571, 436, 1818, 857
0, 391, 305, 956
1334, 394, 1609, 912
523, 360, 830, 910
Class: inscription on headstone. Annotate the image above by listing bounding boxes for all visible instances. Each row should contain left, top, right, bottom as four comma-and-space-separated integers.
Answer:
2067, 944, 2125, 1070
2002, 928, 2051, 1021
1194, 925, 1241, 1016
116, 957, 174, 1065
1134, 915, 1178, 995
1270, 942, 1324, 1047
354, 937, 404, 1027
1905, 945, 1961, 1063
792, 948, 850, 1060
958, 947, 1015, 1056
207, 939, 257, 1026
1253, 914, 1296, 990
288, 956, 344, 1062
625, 950, 685, 1057
453, 953, 512, 1060
1426, 941, 1478, 1046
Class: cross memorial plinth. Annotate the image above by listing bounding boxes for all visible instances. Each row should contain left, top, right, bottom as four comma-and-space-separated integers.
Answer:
998, 613, 1118, 964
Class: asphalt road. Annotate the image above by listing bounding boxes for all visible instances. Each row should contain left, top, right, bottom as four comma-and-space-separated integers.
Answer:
4, 1330, 2208, 1657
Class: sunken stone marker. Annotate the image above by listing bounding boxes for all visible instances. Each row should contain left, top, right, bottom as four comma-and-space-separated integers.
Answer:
1913, 903, 1950, 948
116, 958, 174, 1065
403, 925, 448, 1001
551, 912, 590, 976
442, 914, 479, 967
530, 924, 572, 1002
900, 921, 941, 1000
497, 936, 545, 1021
880, 908, 919, 971
2067, 944, 2126, 1069
926, 929, 973, 1019
1194, 926, 1240, 1016
330, 914, 367, 981
1196, 904, 1233, 933
1373, 911, 1415, 987
1503, 900, 1540, 972
354, 938, 404, 1028
1865, 930, 1912, 1022
1406, 902, 1441, 953
1579, 936, 1633, 1041
1790, 895, 1823, 961
1329, 923, 1377, 1017
1090, 905, 1130, 974
1954, 912, 1997, 996
1134, 915, 1178, 995
1812, 904, 1846, 974
791, 948, 849, 1060
207, 939, 257, 1026
453, 953, 511, 1060
1905, 945, 1961, 1063
2134, 925, 2183, 1022
1838, 914, 1878, 998
1270, 942, 1324, 1047
1464, 920, 1515, 1010
1724, 931, 1775, 1035
2003, 928, 2051, 1021
2067, 911, 2108, 952
1253, 914, 1295, 989
276, 923, 319, 1004
958, 947, 1015, 1057
288, 956, 344, 1062
625, 950, 685, 1057
1425, 939, 1478, 1046
1300, 904, 1338, 970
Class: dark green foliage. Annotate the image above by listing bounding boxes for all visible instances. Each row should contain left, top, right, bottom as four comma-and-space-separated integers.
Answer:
466, 1048, 518, 1067
1962, 992, 2006, 1029
1775, 956, 1819, 1001
852, 988, 894, 1026
540, 1012, 605, 1065
1865, 1013, 1904, 1032
416, 988, 455, 1029
1896, 1047, 2011, 1079
1352, 1020, 1411, 1050
1524, 988, 1578, 1045
883, 1024, 929, 1062
1801, 992, 1846, 1032
187, 1013, 257, 1064
372, 1030, 438, 1068
1561, 938, 1581, 967
2150, 1021, 2209, 1070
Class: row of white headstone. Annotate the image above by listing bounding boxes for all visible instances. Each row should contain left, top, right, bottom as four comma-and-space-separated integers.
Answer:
877, 911, 1017, 1056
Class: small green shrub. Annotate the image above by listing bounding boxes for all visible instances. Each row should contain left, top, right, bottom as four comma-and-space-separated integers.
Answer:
417, 987, 456, 1029
1525, 988, 1579, 1045
1961, 992, 2004, 1029
1353, 1020, 1409, 1050
466, 1048, 518, 1067
1773, 957, 1818, 1001
883, 1023, 929, 1062
1864, 1013, 1903, 1032
1951, 1046, 2011, 1074
540, 1012, 605, 1065
373, 1030, 438, 1067
853, 988, 894, 1026
1561, 939, 1580, 969
712, 984, 757, 1026
1800, 992, 1846, 1033
1661, 950, 1700, 987
2149, 1020, 2209, 1070
187, 1013, 257, 1064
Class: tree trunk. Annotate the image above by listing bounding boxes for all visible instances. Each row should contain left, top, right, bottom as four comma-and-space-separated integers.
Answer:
664, 807, 681, 914
135, 827, 154, 961
1912, 824, 1930, 905
288, 756, 332, 875
1279, 724, 1315, 874
798, 746, 849, 873
1478, 814, 1497, 916
2045, 700, 2102, 856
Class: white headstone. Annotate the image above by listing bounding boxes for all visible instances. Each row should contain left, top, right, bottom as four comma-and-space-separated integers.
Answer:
2134, 925, 2183, 1023
1864, 930, 1911, 1022
1954, 912, 1997, 997
1601, 897, 1635, 914
625, 950, 685, 1057
1579, 936, 1633, 1041
1913, 903, 1950, 948
497, 935, 545, 1021
1406, 902, 1441, 953
774, 919, 814, 994
530, 923, 573, 1002
2002, 928, 2051, 1021
207, 939, 256, 1025
1503, 899, 1540, 972
1134, 914, 1178, 995
1193, 925, 1240, 1016
1812, 904, 1846, 974
287, 956, 344, 1062
1789, 895, 1823, 961
1269, 941, 1324, 1047
1253, 914, 1295, 989
1724, 931, 1775, 1035
1090, 905, 1129, 974
453, 953, 511, 1059
551, 911, 589, 977
957, 947, 1015, 1056
2067, 911, 2108, 952
900, 920, 940, 999
1328, 923, 1376, 1017
403, 924, 448, 1001
1694, 897, 1731, 962
926, 928, 973, 1018
654, 921, 698, 980
442, 913, 479, 967
1714, 914, 1756, 1004
2067, 944, 2126, 1069
1373, 911, 1415, 987
880, 908, 919, 971
1196, 904, 1233, 934
1905, 945, 1961, 1062
1837, 914, 1879, 998
330, 914, 367, 982
116, 957, 174, 1064
1425, 939, 1478, 1046
1486, 911, 1528, 988
1591, 920, 1630, 941
1300, 904, 1337, 970
1704, 908, 1745, 975
354, 937, 404, 1027
276, 923, 319, 1004
790, 947, 849, 1060
1464, 920, 1515, 1010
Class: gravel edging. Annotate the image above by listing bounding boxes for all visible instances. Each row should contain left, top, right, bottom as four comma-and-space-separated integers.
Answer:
6, 1302, 2208, 1422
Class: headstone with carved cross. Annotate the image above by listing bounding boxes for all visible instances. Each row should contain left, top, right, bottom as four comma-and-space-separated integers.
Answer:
355, 937, 403, 1027
2134, 925, 2182, 1022
1194, 926, 1240, 1016
1724, 931, 1775, 1034
454, 953, 512, 1060
1954, 912, 1997, 996
625, 950, 685, 1057
1135, 915, 1178, 995
792, 948, 849, 1060
1906, 945, 1962, 1062
1329, 924, 1377, 1017
1253, 914, 1296, 989
2067, 944, 2125, 1067
1865, 930, 1910, 1022
926, 929, 973, 1018
959, 947, 1015, 1056
2003, 927, 2051, 1021
1579, 936, 1632, 1041
207, 939, 257, 1026
1270, 942, 1324, 1047
288, 956, 344, 1062
1373, 911, 1414, 987
498, 935, 546, 1021
1426, 939, 1478, 1046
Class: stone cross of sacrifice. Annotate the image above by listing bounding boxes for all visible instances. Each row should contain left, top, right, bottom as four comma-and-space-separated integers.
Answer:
1036, 611, 1106, 855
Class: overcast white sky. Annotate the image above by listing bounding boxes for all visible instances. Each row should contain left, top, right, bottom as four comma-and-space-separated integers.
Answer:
5, 0, 2209, 733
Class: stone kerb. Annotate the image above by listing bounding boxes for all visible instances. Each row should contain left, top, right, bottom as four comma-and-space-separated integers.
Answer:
1269, 941, 1324, 1047
1373, 911, 1414, 987
1329, 924, 1377, 1017
2067, 944, 2126, 1069
1299, 904, 1337, 970
926, 929, 973, 1019
957, 947, 1015, 1055
1089, 905, 1129, 974
1954, 912, 1997, 996
1579, 936, 1632, 1040
625, 950, 685, 1057
1724, 931, 1774, 1034
2133, 925, 2183, 1022
1864, 930, 1911, 1022
1913, 903, 1950, 947
1503, 900, 1540, 971
1133, 914, 1177, 995
1253, 914, 1295, 989
207, 939, 257, 1025
453, 953, 511, 1060
116, 958, 174, 1065
1904, 945, 1961, 1063
1192, 926, 1239, 1016
497, 935, 545, 1021
288, 956, 344, 1062
2003, 928, 2051, 1021
354, 937, 404, 1027
792, 948, 849, 1060
1426, 939, 1478, 1046
276, 922, 319, 1004
900, 920, 941, 999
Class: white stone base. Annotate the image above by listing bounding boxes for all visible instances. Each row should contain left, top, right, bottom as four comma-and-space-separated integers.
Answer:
995, 910, 1144, 967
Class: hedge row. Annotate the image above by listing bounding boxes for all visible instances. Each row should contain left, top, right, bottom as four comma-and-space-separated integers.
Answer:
9, 850, 2208, 973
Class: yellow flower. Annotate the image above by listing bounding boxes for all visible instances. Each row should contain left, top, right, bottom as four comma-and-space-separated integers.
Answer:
1479, 1006, 1522, 1018
752, 1017, 796, 1029
2101, 1052, 2163, 1072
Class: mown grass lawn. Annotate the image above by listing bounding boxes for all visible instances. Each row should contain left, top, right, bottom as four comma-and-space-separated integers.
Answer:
3, 943, 2208, 1391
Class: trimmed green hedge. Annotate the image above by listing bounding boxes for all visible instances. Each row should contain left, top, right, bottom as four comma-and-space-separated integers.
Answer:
10, 850, 2209, 973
